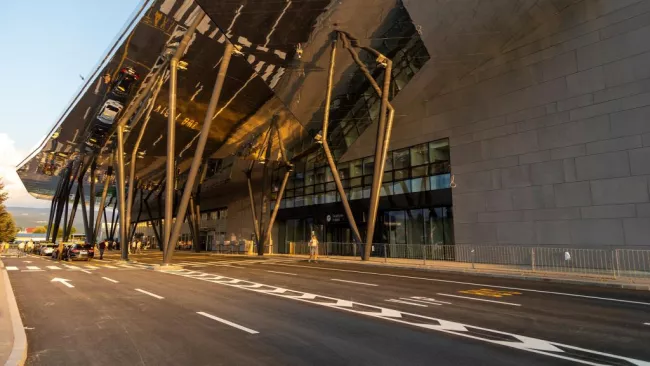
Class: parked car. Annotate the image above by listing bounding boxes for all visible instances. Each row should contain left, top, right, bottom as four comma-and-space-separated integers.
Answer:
96, 99, 123, 126
111, 67, 139, 98
64, 243, 94, 261
39, 243, 56, 256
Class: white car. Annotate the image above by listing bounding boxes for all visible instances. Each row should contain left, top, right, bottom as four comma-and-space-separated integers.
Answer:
40, 243, 56, 256
96, 100, 123, 125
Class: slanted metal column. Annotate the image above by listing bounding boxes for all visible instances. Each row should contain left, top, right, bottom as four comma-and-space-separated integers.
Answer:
63, 185, 80, 241
102, 196, 114, 242
45, 177, 63, 241
164, 41, 233, 264
116, 125, 128, 260
88, 162, 96, 245
263, 167, 291, 247
93, 163, 112, 243
256, 124, 275, 256
246, 166, 260, 243
165, 13, 206, 259
320, 37, 363, 245
363, 54, 393, 260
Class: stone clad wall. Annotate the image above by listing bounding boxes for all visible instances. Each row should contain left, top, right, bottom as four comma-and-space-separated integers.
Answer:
341, 0, 650, 247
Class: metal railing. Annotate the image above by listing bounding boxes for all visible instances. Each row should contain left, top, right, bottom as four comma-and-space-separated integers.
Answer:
285, 242, 650, 280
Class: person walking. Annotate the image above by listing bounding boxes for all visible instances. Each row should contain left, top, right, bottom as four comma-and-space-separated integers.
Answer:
308, 233, 319, 263
136, 239, 142, 254
99, 240, 107, 260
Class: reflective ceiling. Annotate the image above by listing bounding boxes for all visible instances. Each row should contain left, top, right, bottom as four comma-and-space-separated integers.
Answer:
17, 0, 430, 201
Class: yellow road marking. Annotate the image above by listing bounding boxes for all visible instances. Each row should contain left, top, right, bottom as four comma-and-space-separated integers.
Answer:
458, 288, 522, 298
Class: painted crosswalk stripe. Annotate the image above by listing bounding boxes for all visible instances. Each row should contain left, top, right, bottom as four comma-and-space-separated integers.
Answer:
63, 264, 75, 269
102, 265, 118, 269
197, 312, 259, 334
437, 293, 521, 307
386, 299, 428, 307
26, 266, 40, 270
135, 288, 164, 299
6, 266, 18, 271
102, 277, 119, 283
47, 266, 62, 270
85, 265, 100, 269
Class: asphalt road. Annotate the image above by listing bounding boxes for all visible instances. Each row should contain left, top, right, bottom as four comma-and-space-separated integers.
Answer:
4, 251, 650, 365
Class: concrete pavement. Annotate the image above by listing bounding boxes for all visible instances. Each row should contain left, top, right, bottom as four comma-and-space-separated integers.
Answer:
3, 252, 650, 365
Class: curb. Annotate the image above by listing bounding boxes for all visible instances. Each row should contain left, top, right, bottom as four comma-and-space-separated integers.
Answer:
308, 258, 650, 291
0, 260, 28, 366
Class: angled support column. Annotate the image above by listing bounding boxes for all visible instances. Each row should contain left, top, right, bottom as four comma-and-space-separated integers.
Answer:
116, 125, 128, 260
45, 177, 64, 241
263, 167, 291, 247
164, 13, 206, 259
320, 37, 363, 245
78, 176, 91, 243
339, 32, 395, 260
164, 41, 233, 264
102, 196, 114, 241
246, 166, 260, 243
88, 161, 96, 244
256, 123, 276, 256
63, 186, 80, 241
93, 163, 112, 243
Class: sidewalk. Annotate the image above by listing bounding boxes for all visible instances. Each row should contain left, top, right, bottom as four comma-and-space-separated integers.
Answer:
267, 254, 650, 291
0, 259, 28, 366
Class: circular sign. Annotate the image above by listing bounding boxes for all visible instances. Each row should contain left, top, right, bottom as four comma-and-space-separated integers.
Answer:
326, 214, 332, 222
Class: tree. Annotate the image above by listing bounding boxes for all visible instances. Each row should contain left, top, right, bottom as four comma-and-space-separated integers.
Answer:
0, 180, 17, 242
33, 226, 47, 234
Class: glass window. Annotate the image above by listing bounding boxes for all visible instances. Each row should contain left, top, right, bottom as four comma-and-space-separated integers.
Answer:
350, 187, 363, 200
285, 198, 294, 208
338, 163, 350, 181
315, 193, 325, 205
294, 196, 304, 207
429, 139, 450, 163
286, 190, 294, 198
411, 177, 428, 192
326, 182, 336, 191
393, 148, 410, 169
350, 177, 362, 187
315, 167, 326, 184
362, 186, 370, 199
384, 152, 393, 171
363, 157, 374, 175
383, 171, 393, 182
393, 180, 411, 195
315, 184, 324, 193
425, 208, 445, 245
304, 195, 314, 206
410, 144, 429, 166
325, 191, 336, 203
350, 159, 363, 177
280, 199, 286, 209
430, 174, 451, 190
430, 162, 450, 175
295, 188, 304, 196
406, 209, 425, 244
287, 179, 295, 189
363, 176, 374, 185
386, 210, 406, 244
412, 165, 427, 177
305, 186, 314, 195
305, 170, 315, 186
394, 169, 409, 181
325, 167, 334, 182
380, 182, 393, 196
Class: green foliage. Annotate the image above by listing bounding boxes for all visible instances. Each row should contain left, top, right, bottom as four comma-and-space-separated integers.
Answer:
0, 179, 17, 242
33, 226, 47, 234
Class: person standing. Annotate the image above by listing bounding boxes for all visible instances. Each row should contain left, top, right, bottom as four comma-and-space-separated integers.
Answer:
308, 233, 319, 263
99, 240, 107, 260
136, 239, 142, 254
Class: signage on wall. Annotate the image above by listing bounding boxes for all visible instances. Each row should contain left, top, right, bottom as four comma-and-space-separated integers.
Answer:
326, 213, 346, 223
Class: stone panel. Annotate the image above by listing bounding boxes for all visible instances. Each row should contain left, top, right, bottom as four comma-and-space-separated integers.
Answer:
575, 151, 630, 180
554, 182, 592, 207
610, 105, 650, 138
585, 135, 642, 154
478, 211, 524, 223
519, 150, 551, 165
629, 147, 650, 175
569, 219, 625, 246
530, 160, 565, 185
501, 165, 532, 188
576, 24, 650, 70
454, 192, 487, 213
512, 186, 546, 210
539, 115, 611, 150
535, 221, 572, 245
485, 190, 513, 212
482, 131, 539, 159
622, 218, 650, 246
566, 66, 606, 95
563, 158, 577, 182
497, 222, 536, 245
523, 208, 581, 221
455, 223, 498, 244
580, 204, 636, 219
591, 176, 649, 205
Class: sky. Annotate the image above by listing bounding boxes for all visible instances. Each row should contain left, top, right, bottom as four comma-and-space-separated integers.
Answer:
0, 0, 139, 208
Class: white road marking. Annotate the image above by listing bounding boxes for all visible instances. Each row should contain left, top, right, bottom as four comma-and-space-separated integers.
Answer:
331, 279, 378, 287
197, 312, 259, 334
63, 264, 75, 269
266, 270, 296, 276
409, 297, 452, 305
6, 266, 18, 271
274, 263, 650, 306
102, 265, 118, 269
47, 266, 61, 270
135, 289, 164, 299
80, 269, 92, 274
437, 293, 521, 307
85, 265, 100, 269
51, 278, 74, 288
102, 277, 119, 283
23, 261, 32, 263
164, 269, 648, 366
26, 266, 40, 270
386, 299, 428, 307
644, 323, 650, 326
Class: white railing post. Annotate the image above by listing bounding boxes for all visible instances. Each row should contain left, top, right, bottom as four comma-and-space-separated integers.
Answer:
531, 247, 536, 272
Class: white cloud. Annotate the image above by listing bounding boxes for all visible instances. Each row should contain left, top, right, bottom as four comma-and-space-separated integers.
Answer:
0, 133, 50, 208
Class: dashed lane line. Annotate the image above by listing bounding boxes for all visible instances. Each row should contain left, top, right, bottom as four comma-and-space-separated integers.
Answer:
6, 266, 18, 271
385, 299, 428, 307
271, 263, 650, 306
437, 293, 521, 307
135, 288, 164, 299
102, 277, 119, 283
26, 266, 40, 270
331, 279, 378, 287
46, 266, 61, 270
265, 270, 296, 276
409, 297, 452, 305
197, 312, 259, 334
